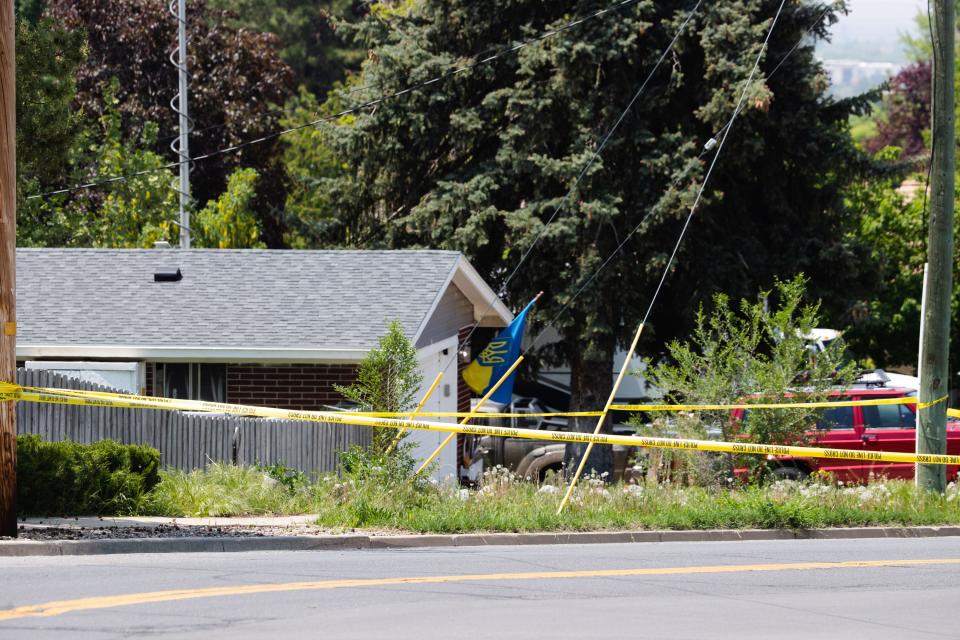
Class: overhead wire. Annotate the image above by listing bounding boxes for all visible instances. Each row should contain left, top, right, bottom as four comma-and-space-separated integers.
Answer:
527, 0, 833, 354
435, 0, 706, 382
634, 0, 788, 337
27, 0, 648, 201
554, 0, 789, 511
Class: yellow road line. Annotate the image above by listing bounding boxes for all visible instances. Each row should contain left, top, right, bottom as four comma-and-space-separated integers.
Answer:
1, 558, 958, 622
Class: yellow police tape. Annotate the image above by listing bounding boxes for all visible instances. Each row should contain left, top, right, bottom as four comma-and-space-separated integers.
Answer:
1, 382, 959, 467
611, 395, 950, 413
8, 382, 950, 419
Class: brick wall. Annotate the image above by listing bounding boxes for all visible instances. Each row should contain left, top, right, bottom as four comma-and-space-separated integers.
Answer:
226, 363, 358, 410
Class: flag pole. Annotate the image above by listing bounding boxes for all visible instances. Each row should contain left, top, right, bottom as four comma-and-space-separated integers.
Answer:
556, 322, 645, 514
415, 356, 525, 475
384, 371, 444, 456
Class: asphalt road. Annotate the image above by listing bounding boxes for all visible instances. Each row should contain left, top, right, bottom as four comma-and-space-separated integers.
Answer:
0, 537, 958, 639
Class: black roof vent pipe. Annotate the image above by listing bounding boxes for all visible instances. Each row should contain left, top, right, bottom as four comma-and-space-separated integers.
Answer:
154, 268, 183, 282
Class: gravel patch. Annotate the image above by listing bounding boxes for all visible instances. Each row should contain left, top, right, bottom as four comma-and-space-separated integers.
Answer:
5, 524, 346, 541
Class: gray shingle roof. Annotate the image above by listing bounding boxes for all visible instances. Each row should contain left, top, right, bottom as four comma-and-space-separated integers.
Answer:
17, 249, 464, 351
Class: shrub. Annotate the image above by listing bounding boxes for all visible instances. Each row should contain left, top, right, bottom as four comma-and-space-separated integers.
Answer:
642, 275, 857, 483
335, 319, 423, 456
16, 435, 160, 516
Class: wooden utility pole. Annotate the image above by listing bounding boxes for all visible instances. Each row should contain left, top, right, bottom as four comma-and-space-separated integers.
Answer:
0, 0, 14, 536
917, 0, 955, 492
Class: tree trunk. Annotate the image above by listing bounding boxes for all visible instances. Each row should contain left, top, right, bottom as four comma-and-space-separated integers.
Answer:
563, 339, 615, 481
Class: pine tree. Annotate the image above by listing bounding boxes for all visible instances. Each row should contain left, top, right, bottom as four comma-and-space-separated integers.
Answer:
320, 0, 871, 473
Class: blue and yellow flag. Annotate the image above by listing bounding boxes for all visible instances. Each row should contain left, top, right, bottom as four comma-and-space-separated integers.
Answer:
462, 297, 537, 404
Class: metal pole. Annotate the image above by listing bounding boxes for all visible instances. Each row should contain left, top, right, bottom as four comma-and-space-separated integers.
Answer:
173, 0, 191, 248
918, 0, 955, 492
0, 0, 17, 537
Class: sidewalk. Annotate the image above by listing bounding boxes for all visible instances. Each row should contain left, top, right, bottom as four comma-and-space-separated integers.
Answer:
2, 516, 960, 557
23, 515, 321, 529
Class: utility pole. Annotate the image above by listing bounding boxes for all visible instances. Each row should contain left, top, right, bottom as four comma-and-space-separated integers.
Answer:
917, 0, 955, 492
0, 0, 17, 537
172, 0, 191, 248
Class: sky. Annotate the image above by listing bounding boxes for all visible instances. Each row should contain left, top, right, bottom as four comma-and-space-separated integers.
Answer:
832, 0, 924, 40
820, 0, 925, 62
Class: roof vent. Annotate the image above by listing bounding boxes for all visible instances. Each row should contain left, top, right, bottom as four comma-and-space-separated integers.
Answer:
154, 268, 183, 282
153, 241, 172, 249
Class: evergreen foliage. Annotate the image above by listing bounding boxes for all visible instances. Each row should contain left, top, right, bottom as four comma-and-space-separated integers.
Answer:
318, 0, 873, 438
15, 16, 86, 244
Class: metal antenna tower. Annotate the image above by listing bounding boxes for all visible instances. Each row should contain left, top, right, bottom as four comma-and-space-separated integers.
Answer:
170, 0, 192, 248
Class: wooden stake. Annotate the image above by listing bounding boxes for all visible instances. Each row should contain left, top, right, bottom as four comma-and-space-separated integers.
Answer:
414, 356, 524, 476
557, 323, 645, 514
384, 371, 443, 456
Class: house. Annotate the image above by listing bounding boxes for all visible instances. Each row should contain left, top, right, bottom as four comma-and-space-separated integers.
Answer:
15, 248, 512, 478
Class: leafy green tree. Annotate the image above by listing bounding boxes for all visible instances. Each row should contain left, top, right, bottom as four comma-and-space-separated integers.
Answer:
208, 0, 366, 98
194, 168, 266, 248
335, 319, 423, 456
318, 0, 873, 473
840, 150, 960, 388
644, 275, 856, 482
46, 0, 295, 246
21, 80, 179, 248
280, 87, 344, 247
841, 152, 925, 367
68, 86, 180, 248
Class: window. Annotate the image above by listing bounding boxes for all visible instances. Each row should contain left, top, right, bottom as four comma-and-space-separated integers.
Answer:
899, 404, 916, 428
861, 403, 905, 429
155, 363, 226, 402
817, 405, 854, 431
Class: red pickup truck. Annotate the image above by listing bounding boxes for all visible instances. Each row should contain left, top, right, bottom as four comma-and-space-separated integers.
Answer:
730, 387, 960, 482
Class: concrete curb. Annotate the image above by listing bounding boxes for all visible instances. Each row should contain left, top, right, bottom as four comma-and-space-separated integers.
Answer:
3, 526, 960, 556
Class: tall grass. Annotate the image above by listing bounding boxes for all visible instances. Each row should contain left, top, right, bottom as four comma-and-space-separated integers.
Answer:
140, 463, 960, 532
143, 464, 316, 517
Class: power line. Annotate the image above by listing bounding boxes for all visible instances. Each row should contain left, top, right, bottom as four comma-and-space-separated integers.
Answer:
528, 0, 833, 352
27, 0, 647, 201
635, 0, 788, 331
438, 0, 706, 380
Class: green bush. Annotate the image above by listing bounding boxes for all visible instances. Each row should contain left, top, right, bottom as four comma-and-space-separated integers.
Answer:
16, 435, 161, 516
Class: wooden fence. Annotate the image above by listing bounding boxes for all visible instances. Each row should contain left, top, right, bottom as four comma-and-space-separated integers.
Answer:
14, 368, 370, 475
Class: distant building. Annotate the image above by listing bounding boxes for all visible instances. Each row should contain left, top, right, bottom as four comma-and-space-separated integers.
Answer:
821, 59, 902, 97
